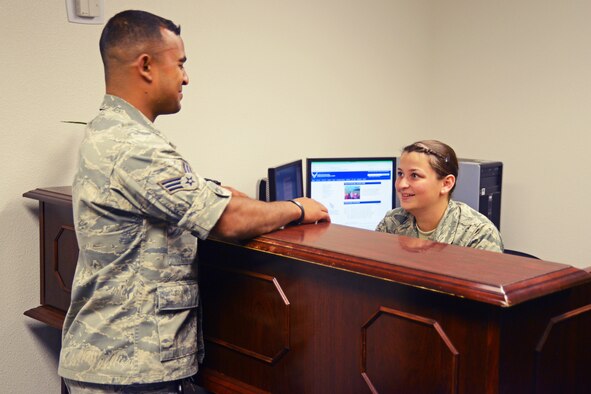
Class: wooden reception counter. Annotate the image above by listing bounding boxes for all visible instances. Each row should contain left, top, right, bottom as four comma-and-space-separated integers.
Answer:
24, 186, 591, 393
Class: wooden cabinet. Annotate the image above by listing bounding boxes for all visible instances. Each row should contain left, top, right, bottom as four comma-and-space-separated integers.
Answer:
23, 187, 75, 329
24, 187, 591, 393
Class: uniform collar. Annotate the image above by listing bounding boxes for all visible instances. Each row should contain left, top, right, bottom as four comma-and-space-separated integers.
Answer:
430, 200, 458, 241
100, 95, 177, 148
406, 200, 457, 241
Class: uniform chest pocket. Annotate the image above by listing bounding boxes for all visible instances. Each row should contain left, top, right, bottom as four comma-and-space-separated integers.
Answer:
156, 281, 199, 361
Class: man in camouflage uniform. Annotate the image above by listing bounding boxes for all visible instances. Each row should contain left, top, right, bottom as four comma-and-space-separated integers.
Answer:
58, 10, 329, 393
376, 199, 504, 252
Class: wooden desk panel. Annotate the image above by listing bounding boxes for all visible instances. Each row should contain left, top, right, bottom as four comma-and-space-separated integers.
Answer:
198, 226, 591, 393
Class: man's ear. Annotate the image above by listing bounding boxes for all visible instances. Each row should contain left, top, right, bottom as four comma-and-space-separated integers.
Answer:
137, 54, 153, 82
441, 174, 456, 195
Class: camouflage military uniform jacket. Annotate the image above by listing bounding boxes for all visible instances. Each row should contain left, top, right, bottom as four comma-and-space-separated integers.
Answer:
58, 95, 231, 384
375, 200, 503, 252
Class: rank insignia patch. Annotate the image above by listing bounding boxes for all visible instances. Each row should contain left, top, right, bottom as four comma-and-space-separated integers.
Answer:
159, 161, 199, 194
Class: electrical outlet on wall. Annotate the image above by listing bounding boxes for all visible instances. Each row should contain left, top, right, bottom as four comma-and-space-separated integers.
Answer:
65, 0, 105, 25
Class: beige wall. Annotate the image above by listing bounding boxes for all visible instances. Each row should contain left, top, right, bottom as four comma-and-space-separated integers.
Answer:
424, 1, 591, 263
1, 0, 589, 392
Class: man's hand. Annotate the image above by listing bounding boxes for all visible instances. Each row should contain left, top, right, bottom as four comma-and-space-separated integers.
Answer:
292, 197, 330, 224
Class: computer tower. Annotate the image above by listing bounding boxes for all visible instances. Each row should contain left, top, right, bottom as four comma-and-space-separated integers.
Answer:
454, 159, 503, 230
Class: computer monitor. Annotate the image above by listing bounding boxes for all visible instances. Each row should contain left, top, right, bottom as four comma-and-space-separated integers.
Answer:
267, 159, 304, 201
306, 157, 395, 230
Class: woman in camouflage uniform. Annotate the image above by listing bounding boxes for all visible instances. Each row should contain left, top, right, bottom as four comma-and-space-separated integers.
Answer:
376, 140, 503, 252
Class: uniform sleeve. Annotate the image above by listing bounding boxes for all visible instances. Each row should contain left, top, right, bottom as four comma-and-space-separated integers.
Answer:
375, 216, 389, 232
375, 209, 412, 235
111, 140, 231, 239
375, 209, 397, 233
466, 223, 505, 253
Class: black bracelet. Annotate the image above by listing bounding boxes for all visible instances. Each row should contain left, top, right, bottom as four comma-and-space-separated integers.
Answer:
289, 199, 305, 225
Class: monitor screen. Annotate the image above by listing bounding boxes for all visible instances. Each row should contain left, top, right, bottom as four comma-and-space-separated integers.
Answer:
307, 157, 395, 230
268, 159, 304, 201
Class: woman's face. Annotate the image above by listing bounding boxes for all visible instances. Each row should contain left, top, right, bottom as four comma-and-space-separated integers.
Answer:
395, 152, 451, 215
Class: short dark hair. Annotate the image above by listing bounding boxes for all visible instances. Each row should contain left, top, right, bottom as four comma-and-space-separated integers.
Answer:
402, 140, 459, 195
99, 10, 181, 67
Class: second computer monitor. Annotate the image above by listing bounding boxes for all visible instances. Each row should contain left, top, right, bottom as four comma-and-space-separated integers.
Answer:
268, 159, 304, 201
307, 157, 395, 230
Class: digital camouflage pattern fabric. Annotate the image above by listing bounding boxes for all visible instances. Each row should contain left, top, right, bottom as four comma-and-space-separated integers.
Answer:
58, 95, 231, 384
375, 200, 504, 252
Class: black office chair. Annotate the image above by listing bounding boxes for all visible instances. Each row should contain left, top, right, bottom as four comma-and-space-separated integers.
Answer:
503, 249, 540, 259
